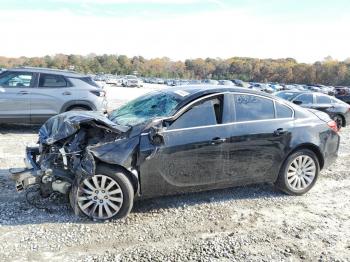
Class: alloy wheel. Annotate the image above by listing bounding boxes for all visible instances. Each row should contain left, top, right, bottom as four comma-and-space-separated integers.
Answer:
77, 174, 124, 220
287, 155, 316, 191
334, 115, 343, 129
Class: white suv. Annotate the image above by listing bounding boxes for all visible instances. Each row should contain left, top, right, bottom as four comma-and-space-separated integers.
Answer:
122, 75, 143, 88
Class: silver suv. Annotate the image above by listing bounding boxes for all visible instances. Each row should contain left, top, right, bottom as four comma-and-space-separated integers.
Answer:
0, 67, 107, 124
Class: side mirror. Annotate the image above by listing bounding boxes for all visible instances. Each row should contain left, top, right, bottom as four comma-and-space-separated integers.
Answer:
293, 100, 302, 105
149, 126, 164, 145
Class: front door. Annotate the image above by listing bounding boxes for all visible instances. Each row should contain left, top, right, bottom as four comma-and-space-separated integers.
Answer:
139, 94, 231, 197
0, 71, 35, 124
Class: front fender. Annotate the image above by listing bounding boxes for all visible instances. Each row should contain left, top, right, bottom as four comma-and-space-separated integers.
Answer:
87, 136, 140, 170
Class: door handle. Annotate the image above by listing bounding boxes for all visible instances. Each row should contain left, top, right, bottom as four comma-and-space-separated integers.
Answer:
17, 91, 29, 95
62, 91, 72, 95
211, 137, 227, 145
274, 128, 287, 136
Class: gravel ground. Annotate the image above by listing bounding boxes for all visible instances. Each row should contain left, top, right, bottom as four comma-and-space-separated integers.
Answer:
0, 96, 350, 261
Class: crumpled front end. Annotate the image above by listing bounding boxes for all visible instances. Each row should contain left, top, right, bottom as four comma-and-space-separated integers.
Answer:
11, 111, 137, 199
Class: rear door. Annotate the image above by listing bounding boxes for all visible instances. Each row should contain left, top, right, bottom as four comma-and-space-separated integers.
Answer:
0, 71, 35, 124
30, 73, 71, 123
220, 94, 294, 184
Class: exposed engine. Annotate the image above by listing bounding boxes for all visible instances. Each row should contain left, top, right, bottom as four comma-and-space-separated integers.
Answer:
40, 126, 120, 178
10, 111, 138, 213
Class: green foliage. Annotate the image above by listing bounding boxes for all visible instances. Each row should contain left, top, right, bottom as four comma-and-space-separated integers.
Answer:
0, 54, 349, 85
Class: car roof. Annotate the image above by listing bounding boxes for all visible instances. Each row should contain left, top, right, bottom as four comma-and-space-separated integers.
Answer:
162, 85, 280, 103
7, 67, 86, 78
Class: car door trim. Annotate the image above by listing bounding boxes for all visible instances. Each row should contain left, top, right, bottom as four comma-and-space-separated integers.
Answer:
161, 117, 295, 133
162, 92, 295, 133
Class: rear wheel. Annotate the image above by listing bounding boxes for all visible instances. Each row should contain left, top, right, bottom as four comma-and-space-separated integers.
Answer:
70, 166, 134, 221
333, 115, 343, 130
275, 149, 319, 195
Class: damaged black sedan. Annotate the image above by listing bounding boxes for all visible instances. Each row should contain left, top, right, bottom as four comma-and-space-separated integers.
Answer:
11, 86, 340, 221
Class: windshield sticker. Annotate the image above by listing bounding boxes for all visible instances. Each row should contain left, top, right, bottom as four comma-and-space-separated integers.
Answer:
174, 90, 190, 97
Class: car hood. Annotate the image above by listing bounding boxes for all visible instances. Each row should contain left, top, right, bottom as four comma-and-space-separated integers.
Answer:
39, 111, 130, 145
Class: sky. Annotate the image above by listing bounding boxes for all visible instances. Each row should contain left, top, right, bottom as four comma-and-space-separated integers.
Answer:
0, 0, 350, 63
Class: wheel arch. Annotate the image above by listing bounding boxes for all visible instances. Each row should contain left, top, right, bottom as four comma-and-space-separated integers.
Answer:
61, 100, 96, 113
285, 143, 324, 170
96, 162, 140, 195
338, 113, 346, 127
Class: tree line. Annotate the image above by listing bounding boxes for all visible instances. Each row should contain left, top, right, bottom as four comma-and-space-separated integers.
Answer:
0, 54, 349, 86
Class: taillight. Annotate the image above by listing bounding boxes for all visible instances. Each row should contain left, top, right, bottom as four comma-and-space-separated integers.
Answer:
327, 120, 338, 132
90, 90, 106, 97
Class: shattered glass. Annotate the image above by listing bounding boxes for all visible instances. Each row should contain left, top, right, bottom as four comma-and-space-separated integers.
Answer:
109, 91, 181, 126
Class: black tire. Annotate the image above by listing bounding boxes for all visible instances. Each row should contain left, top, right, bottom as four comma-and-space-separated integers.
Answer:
333, 114, 343, 130
69, 165, 134, 221
275, 149, 320, 196
67, 106, 90, 111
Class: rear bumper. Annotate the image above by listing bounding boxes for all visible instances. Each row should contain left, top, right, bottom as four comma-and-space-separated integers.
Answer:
344, 111, 350, 126
323, 152, 338, 169
322, 131, 340, 169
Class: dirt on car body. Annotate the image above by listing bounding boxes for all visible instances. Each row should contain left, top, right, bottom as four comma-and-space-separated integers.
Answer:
0, 124, 349, 261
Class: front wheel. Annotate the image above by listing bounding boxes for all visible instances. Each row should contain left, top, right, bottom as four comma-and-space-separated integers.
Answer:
69, 165, 134, 221
275, 149, 319, 195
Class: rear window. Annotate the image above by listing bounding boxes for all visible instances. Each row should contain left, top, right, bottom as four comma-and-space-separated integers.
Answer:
276, 102, 293, 118
295, 94, 313, 104
275, 92, 299, 101
39, 74, 67, 87
234, 94, 275, 121
80, 77, 100, 88
316, 95, 332, 104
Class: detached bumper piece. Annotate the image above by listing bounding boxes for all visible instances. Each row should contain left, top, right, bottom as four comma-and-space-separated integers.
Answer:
10, 145, 41, 192
10, 145, 72, 196
10, 168, 40, 192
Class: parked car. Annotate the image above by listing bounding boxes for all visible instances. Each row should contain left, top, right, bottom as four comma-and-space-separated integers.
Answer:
188, 80, 202, 85
250, 83, 274, 93
276, 91, 350, 129
218, 80, 235, 86
304, 85, 322, 93
268, 83, 283, 92
232, 79, 251, 88
202, 79, 219, 85
12, 86, 339, 221
106, 76, 123, 86
0, 67, 107, 124
122, 75, 143, 88
335, 86, 350, 104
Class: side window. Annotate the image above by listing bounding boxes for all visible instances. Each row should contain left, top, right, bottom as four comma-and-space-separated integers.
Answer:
234, 95, 274, 121
316, 95, 331, 104
39, 74, 67, 88
295, 94, 313, 104
276, 101, 293, 118
0, 72, 33, 87
169, 97, 223, 130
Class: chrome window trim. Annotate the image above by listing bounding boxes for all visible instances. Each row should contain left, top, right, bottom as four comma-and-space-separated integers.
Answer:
162, 92, 295, 133
171, 92, 228, 120
162, 117, 294, 133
